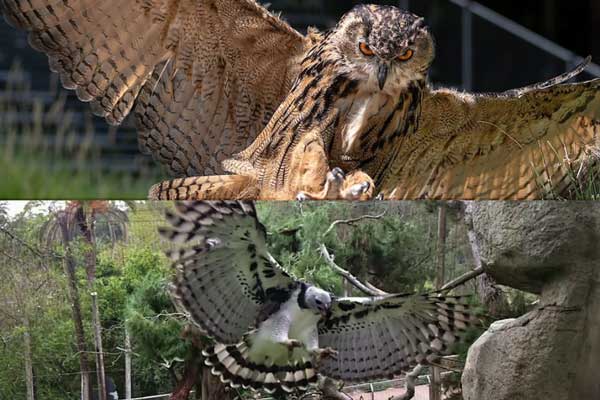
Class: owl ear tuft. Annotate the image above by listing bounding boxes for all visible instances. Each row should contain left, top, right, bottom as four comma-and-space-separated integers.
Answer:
307, 27, 323, 45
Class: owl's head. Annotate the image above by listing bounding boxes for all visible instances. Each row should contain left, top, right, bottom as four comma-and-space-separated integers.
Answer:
332, 5, 435, 93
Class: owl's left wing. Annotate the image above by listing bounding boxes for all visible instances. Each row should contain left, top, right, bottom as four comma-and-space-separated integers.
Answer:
318, 294, 478, 383
381, 65, 600, 200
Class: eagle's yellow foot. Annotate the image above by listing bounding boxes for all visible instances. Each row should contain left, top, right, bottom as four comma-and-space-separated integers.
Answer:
297, 168, 374, 201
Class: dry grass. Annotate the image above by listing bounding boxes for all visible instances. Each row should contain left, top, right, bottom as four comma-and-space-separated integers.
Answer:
0, 62, 163, 199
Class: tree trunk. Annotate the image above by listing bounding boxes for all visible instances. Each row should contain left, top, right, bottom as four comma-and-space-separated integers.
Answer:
76, 207, 107, 400
90, 292, 107, 400
179, 326, 233, 400
23, 315, 35, 400
201, 368, 232, 400
125, 328, 132, 399
170, 358, 201, 400
59, 217, 91, 400
430, 205, 447, 400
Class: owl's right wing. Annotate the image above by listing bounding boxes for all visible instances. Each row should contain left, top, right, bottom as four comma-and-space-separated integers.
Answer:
382, 62, 600, 200
160, 201, 299, 344
1, 0, 307, 176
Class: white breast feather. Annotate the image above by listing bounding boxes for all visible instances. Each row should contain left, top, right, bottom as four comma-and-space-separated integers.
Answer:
249, 290, 320, 363
343, 98, 371, 153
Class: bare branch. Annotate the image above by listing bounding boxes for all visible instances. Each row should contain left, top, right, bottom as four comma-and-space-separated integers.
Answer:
322, 211, 387, 237
0, 226, 63, 260
440, 267, 485, 292
364, 281, 388, 296
319, 244, 387, 297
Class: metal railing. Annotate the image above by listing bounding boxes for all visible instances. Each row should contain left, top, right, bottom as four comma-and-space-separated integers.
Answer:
401, 0, 600, 90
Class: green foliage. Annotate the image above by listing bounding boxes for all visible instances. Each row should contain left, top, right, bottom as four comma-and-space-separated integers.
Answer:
0, 151, 160, 199
257, 202, 459, 295
126, 275, 189, 395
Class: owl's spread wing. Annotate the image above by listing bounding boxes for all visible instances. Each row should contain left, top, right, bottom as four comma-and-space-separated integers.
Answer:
160, 201, 298, 344
383, 72, 600, 200
318, 294, 477, 382
1, 0, 307, 176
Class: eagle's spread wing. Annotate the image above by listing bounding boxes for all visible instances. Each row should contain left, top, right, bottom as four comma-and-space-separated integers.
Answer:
160, 201, 298, 344
1, 0, 307, 176
318, 294, 477, 382
382, 67, 600, 200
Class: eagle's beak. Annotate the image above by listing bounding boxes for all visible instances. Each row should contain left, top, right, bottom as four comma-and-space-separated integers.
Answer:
378, 63, 389, 90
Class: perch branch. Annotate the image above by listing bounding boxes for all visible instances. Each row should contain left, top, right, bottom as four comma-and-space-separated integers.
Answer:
319, 244, 387, 296
322, 211, 387, 237
364, 281, 388, 296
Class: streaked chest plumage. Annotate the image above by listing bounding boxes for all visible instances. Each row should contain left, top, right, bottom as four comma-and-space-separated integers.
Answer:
329, 80, 424, 183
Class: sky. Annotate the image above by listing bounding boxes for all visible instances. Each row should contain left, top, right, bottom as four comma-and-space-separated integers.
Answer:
3, 201, 58, 217
3, 201, 130, 217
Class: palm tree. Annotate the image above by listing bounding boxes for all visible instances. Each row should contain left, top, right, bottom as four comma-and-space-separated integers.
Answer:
41, 201, 129, 400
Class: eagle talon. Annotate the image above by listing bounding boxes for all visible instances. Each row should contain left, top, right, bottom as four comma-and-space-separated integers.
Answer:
283, 339, 303, 351
312, 347, 339, 364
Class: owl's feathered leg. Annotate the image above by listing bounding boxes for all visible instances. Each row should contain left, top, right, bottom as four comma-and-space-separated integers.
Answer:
297, 168, 374, 201
148, 175, 258, 200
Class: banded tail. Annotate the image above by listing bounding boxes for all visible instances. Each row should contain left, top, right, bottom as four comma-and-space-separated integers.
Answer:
203, 340, 319, 394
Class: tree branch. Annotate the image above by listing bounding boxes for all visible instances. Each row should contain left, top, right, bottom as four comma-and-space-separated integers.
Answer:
439, 267, 485, 292
0, 226, 63, 260
322, 211, 387, 237
319, 244, 387, 297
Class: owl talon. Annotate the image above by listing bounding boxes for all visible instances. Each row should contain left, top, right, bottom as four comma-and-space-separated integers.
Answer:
330, 167, 346, 183
342, 181, 371, 200
297, 169, 374, 200
296, 192, 310, 202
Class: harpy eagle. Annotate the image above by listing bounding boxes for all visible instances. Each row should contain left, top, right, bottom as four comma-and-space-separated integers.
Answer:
159, 201, 478, 393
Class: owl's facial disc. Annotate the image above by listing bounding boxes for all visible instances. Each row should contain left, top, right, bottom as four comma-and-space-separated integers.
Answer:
338, 5, 435, 91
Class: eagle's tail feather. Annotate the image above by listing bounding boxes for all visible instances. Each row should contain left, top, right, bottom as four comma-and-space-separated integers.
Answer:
203, 341, 318, 394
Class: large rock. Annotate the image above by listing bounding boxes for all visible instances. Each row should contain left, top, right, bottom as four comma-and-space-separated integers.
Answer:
462, 202, 600, 400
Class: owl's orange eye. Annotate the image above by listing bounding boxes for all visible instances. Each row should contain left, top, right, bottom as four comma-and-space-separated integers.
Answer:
398, 49, 414, 61
359, 42, 375, 56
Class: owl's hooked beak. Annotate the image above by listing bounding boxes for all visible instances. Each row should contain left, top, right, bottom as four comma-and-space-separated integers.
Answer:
378, 63, 389, 90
